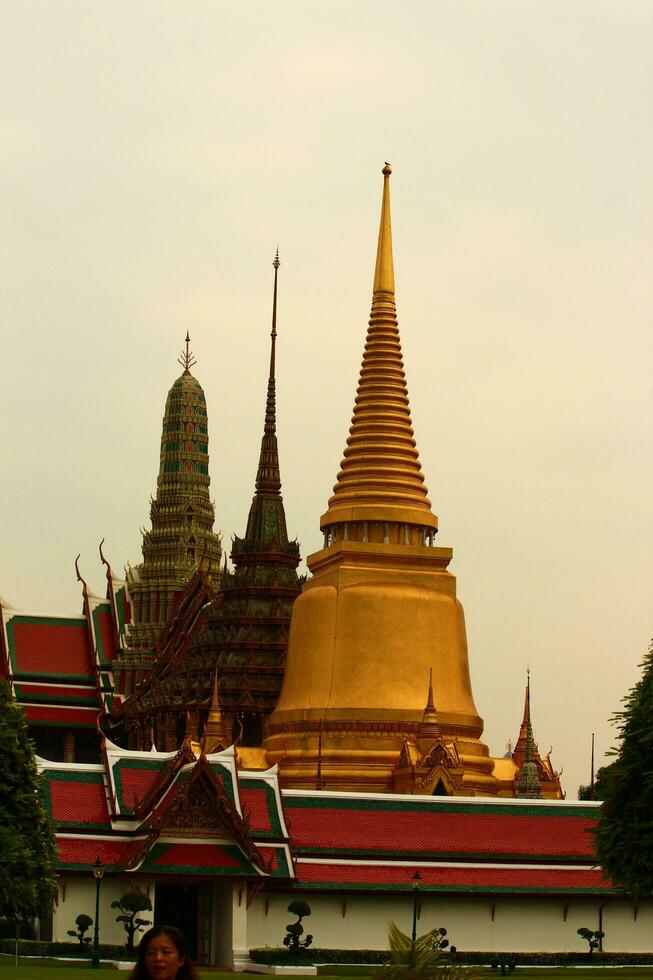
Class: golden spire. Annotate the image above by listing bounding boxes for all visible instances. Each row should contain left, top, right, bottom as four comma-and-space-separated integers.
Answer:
202, 671, 230, 753
320, 165, 437, 536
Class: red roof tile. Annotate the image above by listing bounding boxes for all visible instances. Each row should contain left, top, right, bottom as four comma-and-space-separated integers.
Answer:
57, 836, 141, 868
240, 786, 273, 832
95, 607, 117, 663
115, 763, 168, 811
9, 618, 92, 677
24, 704, 99, 727
295, 862, 610, 893
48, 776, 109, 826
286, 802, 596, 860
152, 843, 242, 869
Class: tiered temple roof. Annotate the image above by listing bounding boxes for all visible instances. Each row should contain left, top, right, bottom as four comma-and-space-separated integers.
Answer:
120, 255, 301, 751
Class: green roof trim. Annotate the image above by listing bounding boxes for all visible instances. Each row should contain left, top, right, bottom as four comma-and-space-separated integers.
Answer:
14, 684, 98, 706
291, 881, 610, 895
283, 795, 598, 819
292, 846, 596, 864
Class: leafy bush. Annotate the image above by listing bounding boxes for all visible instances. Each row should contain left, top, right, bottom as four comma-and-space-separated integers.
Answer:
373, 923, 473, 980
0, 939, 136, 960
249, 948, 653, 967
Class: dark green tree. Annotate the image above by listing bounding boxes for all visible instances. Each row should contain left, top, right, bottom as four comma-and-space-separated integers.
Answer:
111, 891, 152, 949
0, 680, 57, 920
578, 763, 616, 801
595, 640, 653, 900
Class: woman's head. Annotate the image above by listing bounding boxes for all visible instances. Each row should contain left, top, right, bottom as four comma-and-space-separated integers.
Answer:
131, 926, 198, 980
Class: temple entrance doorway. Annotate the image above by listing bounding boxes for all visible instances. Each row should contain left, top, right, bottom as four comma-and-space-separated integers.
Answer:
154, 882, 235, 967
154, 883, 212, 965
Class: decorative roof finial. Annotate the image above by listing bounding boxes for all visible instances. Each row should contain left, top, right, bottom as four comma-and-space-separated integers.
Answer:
178, 331, 196, 374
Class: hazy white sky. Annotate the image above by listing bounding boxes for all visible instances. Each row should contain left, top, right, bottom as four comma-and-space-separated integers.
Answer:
2, 1, 652, 798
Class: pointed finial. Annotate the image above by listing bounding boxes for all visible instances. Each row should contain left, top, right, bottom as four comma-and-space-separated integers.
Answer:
178, 331, 197, 374
373, 163, 395, 295
273, 246, 280, 271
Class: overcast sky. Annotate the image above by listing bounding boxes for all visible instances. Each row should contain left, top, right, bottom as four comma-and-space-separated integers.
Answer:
2, 1, 652, 798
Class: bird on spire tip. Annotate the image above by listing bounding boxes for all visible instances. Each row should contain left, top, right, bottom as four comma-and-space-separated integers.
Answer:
382, 161, 392, 175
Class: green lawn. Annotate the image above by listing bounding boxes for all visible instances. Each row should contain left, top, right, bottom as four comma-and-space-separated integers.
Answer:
3, 960, 653, 980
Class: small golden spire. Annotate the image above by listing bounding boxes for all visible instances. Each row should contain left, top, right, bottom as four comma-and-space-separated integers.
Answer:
178, 331, 197, 374
418, 668, 441, 740
202, 671, 230, 753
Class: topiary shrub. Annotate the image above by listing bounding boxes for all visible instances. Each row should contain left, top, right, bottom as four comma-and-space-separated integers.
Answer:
67, 914, 93, 945
283, 900, 313, 953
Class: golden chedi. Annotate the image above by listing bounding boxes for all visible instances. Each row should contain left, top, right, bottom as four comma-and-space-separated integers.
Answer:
266, 165, 498, 795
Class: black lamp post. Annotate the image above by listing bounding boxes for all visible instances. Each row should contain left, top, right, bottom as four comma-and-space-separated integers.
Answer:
411, 870, 422, 943
91, 857, 105, 969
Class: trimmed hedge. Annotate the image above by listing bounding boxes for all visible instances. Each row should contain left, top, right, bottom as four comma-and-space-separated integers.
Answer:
0, 939, 136, 961
249, 947, 653, 967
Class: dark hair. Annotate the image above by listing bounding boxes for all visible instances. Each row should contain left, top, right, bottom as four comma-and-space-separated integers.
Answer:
130, 926, 199, 980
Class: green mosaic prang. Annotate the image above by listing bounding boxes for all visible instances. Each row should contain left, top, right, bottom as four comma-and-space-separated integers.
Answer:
122, 364, 222, 664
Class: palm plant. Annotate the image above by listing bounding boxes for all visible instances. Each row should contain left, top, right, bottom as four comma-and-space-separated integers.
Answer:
375, 923, 474, 980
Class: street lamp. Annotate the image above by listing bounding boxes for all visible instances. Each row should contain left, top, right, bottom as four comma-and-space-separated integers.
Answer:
411, 870, 422, 943
91, 857, 105, 970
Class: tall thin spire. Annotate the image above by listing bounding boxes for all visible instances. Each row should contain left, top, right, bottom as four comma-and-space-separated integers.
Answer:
254, 251, 282, 494
516, 669, 541, 799
320, 165, 437, 537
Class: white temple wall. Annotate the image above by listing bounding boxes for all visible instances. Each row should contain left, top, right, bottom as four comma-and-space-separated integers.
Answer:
49, 880, 653, 958
52, 876, 155, 948
245, 891, 653, 954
